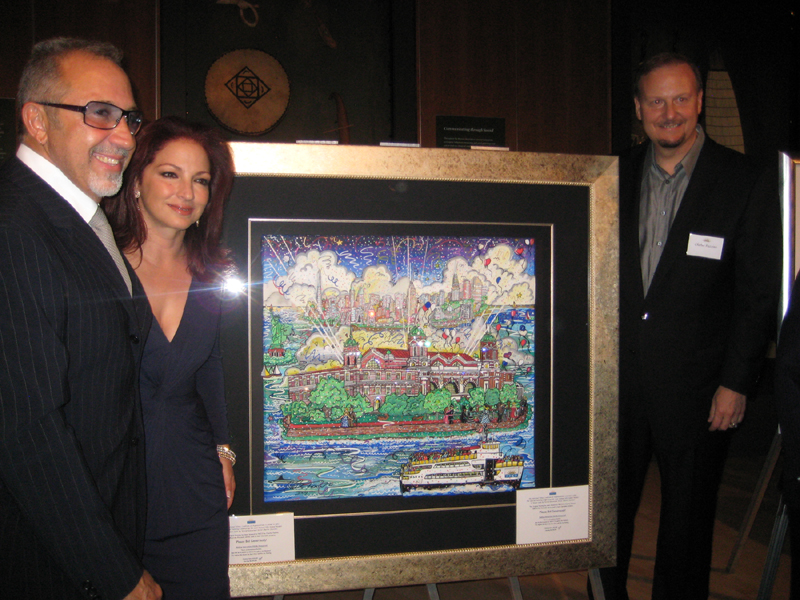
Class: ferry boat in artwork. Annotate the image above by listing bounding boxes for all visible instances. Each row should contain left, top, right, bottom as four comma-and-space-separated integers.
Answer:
398, 441, 523, 493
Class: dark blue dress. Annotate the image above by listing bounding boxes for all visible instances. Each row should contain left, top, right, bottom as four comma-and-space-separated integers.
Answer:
140, 279, 231, 599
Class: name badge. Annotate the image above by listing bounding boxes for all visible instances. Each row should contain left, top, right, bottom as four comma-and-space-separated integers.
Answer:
686, 233, 724, 260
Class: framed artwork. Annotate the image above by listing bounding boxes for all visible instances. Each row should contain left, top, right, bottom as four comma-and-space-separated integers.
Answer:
221, 144, 619, 596
259, 225, 542, 504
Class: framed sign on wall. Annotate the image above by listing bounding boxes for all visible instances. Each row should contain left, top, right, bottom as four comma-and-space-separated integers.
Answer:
220, 144, 619, 596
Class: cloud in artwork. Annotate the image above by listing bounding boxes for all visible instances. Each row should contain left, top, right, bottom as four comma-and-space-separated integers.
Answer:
294, 326, 351, 366
264, 250, 356, 308
415, 244, 535, 307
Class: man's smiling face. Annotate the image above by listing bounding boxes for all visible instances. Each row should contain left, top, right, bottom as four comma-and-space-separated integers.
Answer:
37, 50, 137, 202
635, 62, 703, 157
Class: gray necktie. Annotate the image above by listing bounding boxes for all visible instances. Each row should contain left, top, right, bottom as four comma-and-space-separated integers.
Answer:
89, 207, 132, 296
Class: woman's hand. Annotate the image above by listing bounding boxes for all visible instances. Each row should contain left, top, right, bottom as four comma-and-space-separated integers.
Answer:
220, 455, 236, 509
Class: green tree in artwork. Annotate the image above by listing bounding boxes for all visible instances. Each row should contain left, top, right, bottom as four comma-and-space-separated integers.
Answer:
468, 387, 485, 411
406, 394, 427, 418
500, 383, 517, 405
309, 376, 350, 419
423, 387, 452, 416
484, 388, 501, 408
286, 400, 308, 422
381, 394, 409, 418
307, 408, 326, 421
347, 394, 372, 418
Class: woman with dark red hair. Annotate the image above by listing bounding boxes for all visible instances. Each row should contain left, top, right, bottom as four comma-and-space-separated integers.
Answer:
105, 116, 236, 599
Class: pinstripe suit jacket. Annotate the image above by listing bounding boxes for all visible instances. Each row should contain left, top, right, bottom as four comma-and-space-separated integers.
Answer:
0, 157, 152, 599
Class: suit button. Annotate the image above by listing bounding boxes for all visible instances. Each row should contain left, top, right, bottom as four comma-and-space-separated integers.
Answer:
130, 334, 140, 344
130, 437, 139, 446
641, 312, 649, 320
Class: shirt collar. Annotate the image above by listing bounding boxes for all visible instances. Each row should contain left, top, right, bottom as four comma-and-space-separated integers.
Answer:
17, 143, 99, 223
645, 125, 706, 180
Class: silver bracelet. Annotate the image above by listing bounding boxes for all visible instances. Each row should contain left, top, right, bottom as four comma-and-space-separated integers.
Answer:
217, 445, 236, 466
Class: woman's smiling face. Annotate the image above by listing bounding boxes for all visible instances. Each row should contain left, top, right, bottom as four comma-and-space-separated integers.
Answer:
137, 138, 211, 234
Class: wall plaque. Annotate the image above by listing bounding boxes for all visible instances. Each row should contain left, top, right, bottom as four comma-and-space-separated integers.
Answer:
205, 49, 290, 135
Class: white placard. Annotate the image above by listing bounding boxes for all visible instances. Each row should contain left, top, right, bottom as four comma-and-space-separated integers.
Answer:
686, 233, 724, 260
516, 485, 589, 544
229, 513, 295, 564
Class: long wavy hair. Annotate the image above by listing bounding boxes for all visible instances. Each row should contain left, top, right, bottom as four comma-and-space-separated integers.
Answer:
105, 116, 235, 283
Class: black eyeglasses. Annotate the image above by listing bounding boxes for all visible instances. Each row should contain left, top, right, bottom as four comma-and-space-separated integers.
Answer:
36, 101, 143, 135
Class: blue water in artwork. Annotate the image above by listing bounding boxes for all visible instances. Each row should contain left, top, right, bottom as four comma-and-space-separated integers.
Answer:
263, 375, 535, 502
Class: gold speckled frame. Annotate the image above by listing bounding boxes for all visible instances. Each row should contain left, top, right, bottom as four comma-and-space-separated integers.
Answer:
781, 152, 800, 313
225, 143, 619, 597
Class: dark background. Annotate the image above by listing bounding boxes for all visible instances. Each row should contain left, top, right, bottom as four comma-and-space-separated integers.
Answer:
0, 0, 796, 560
3, 1, 796, 159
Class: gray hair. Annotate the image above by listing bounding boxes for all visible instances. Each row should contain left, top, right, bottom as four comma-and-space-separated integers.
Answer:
16, 37, 125, 142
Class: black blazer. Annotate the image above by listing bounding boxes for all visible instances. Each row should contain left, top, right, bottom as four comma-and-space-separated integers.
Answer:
618, 137, 781, 440
0, 157, 152, 599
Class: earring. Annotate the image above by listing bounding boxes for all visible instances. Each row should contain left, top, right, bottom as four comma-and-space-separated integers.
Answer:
134, 190, 141, 199
195, 220, 200, 227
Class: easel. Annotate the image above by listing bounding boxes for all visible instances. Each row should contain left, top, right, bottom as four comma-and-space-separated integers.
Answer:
757, 496, 789, 599
725, 428, 789, 599
270, 573, 607, 599
726, 428, 782, 573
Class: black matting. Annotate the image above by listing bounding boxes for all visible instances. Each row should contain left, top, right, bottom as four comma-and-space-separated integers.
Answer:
221, 175, 590, 560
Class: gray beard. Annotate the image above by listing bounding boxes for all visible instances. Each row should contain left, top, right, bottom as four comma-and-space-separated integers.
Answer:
88, 171, 124, 198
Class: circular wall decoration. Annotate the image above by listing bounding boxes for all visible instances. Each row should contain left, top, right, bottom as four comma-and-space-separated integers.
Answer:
205, 49, 290, 136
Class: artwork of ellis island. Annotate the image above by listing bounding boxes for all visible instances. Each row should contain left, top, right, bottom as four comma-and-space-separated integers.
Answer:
260, 234, 537, 501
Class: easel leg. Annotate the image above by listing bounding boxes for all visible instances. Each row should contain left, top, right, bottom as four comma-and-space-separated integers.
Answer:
363, 589, 375, 600
756, 496, 790, 600
727, 428, 782, 573
426, 583, 440, 600
588, 568, 607, 600
508, 576, 524, 600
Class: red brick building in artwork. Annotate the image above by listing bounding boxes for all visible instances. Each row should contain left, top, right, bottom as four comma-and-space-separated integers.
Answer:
286, 327, 513, 408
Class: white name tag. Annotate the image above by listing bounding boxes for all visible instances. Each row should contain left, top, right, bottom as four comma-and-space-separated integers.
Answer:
686, 233, 724, 260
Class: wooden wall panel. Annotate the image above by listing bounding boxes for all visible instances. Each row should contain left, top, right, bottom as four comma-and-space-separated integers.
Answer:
0, 2, 34, 101
417, 1, 517, 148
32, 0, 158, 122
417, 0, 611, 155
0, 0, 158, 125
516, 0, 611, 155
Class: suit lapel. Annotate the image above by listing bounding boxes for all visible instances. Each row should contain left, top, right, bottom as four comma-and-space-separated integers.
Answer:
645, 141, 721, 299
16, 159, 146, 330
130, 266, 153, 349
620, 146, 647, 305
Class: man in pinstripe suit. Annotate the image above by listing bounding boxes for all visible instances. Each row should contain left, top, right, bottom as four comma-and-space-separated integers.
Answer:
0, 39, 160, 599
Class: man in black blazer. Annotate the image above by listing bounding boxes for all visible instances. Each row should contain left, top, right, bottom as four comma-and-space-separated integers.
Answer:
0, 39, 160, 599
598, 53, 781, 599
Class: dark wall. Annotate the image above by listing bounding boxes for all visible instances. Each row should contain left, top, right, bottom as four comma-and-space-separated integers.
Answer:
610, 0, 799, 163
2, 1, 797, 157
163, 0, 613, 153
0, 0, 158, 124
161, 0, 401, 145
417, 0, 612, 154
